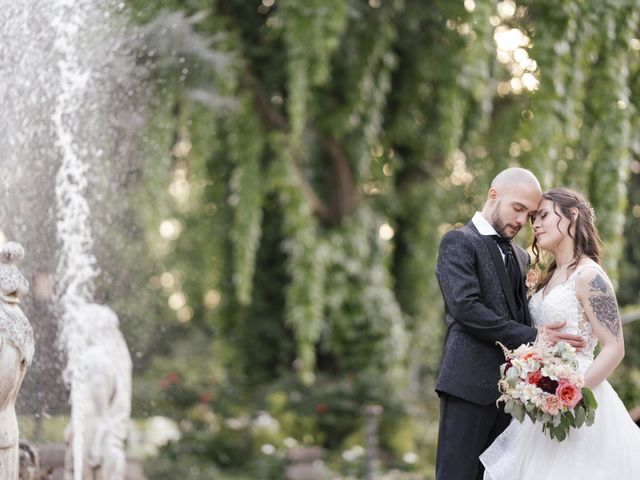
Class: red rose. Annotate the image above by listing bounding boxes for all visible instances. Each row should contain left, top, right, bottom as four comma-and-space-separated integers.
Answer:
167, 371, 179, 384
315, 403, 328, 415
199, 393, 211, 404
527, 371, 542, 385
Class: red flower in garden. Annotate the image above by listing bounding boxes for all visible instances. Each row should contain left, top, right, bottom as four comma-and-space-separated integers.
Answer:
160, 371, 180, 390
315, 403, 328, 415
199, 392, 211, 404
167, 371, 180, 384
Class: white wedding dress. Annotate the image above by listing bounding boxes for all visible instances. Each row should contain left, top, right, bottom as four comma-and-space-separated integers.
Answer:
481, 263, 640, 479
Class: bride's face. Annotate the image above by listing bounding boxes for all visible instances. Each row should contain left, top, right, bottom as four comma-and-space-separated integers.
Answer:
532, 199, 573, 252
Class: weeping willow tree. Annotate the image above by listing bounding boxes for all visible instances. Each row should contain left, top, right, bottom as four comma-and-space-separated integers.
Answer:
124, 0, 640, 404
518, 1, 640, 275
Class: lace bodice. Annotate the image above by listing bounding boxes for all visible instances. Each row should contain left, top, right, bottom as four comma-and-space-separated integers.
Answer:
529, 264, 603, 361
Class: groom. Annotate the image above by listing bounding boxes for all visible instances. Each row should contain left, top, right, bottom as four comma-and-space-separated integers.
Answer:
434, 168, 585, 479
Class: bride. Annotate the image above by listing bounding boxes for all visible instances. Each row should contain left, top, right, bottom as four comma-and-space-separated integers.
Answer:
481, 187, 640, 479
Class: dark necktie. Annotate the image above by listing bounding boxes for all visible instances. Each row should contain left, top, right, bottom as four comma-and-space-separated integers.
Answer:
491, 235, 524, 308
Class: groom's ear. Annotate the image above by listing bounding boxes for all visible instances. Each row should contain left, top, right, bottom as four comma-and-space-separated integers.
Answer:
487, 187, 498, 201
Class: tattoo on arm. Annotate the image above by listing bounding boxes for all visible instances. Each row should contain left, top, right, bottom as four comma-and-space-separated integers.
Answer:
588, 274, 621, 339
589, 274, 609, 294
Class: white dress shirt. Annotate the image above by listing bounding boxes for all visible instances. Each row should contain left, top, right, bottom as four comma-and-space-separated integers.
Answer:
472, 211, 506, 262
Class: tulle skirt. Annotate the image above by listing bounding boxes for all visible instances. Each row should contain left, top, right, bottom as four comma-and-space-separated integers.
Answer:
480, 379, 640, 480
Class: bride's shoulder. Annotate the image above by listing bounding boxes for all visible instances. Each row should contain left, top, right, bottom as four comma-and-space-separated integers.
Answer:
573, 260, 613, 298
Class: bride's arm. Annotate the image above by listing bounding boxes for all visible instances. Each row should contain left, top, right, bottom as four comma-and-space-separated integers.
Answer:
575, 267, 625, 390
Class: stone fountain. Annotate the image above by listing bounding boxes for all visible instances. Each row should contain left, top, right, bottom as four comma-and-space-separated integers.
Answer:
0, 0, 143, 476
0, 242, 35, 479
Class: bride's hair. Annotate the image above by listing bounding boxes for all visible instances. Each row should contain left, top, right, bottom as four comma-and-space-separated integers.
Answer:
532, 187, 601, 292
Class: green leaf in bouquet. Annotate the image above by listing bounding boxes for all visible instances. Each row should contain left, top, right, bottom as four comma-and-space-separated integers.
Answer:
586, 408, 596, 426
552, 414, 562, 427
546, 423, 568, 442
560, 415, 568, 431
512, 402, 525, 422
504, 399, 514, 415
581, 388, 598, 410
546, 424, 555, 440
541, 412, 552, 423
525, 402, 536, 413
553, 425, 567, 442
565, 411, 576, 428
574, 406, 586, 428
506, 368, 519, 386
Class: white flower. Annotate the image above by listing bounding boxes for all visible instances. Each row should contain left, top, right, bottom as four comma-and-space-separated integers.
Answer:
261, 444, 276, 455
403, 452, 419, 464
252, 411, 280, 434
342, 445, 365, 462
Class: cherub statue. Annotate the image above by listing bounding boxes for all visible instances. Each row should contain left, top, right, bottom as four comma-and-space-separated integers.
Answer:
0, 242, 35, 479
64, 304, 132, 480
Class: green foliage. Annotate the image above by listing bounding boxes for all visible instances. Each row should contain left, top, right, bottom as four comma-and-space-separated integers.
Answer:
321, 207, 406, 377
279, 0, 349, 141
232, 195, 295, 385
518, 0, 640, 278
270, 135, 327, 382
228, 101, 265, 304
142, 371, 428, 478
125, 0, 640, 396
144, 428, 285, 480
610, 320, 640, 407
121, 0, 640, 474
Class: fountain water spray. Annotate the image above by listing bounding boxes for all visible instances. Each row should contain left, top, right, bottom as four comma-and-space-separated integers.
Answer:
0, 1, 147, 476
51, 1, 99, 479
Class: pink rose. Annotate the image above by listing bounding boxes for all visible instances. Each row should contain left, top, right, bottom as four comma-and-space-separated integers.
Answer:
541, 395, 562, 416
526, 268, 540, 290
556, 380, 583, 408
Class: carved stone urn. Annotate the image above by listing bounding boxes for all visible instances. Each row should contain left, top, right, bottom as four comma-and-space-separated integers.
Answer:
0, 242, 35, 479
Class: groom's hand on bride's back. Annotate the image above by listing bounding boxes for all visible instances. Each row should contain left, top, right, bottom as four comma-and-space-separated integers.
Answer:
538, 321, 586, 349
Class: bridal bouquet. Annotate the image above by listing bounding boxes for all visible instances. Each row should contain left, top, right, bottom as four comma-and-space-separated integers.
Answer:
496, 341, 598, 441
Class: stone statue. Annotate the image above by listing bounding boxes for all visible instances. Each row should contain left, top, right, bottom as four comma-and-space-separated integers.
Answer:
0, 242, 35, 480
64, 304, 132, 480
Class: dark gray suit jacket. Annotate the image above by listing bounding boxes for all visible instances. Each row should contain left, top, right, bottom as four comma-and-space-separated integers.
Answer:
435, 221, 538, 405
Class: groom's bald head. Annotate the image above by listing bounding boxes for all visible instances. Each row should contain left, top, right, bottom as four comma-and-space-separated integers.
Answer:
481, 167, 541, 238
491, 167, 541, 193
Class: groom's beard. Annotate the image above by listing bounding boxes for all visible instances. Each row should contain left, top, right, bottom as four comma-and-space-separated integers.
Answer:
491, 206, 520, 239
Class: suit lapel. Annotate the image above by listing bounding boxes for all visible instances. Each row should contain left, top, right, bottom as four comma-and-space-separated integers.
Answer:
467, 222, 521, 322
